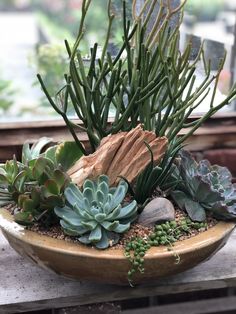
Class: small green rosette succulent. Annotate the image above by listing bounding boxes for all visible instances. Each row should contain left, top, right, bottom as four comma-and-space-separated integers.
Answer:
55, 175, 137, 249
171, 150, 236, 221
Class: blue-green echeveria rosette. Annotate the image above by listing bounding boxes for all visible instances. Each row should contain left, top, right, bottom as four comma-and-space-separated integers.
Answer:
171, 150, 236, 222
54, 175, 138, 249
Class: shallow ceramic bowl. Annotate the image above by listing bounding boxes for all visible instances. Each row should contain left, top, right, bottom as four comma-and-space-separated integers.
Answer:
0, 208, 235, 285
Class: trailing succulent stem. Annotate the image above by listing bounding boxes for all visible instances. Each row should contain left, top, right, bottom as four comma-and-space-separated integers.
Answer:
171, 150, 236, 222
55, 175, 137, 249
38, 0, 236, 156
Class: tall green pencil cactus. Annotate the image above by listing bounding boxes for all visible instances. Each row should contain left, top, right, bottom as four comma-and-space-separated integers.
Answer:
38, 0, 236, 155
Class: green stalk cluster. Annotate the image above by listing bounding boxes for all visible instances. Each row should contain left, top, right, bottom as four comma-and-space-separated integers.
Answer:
124, 217, 207, 284
37, 0, 236, 155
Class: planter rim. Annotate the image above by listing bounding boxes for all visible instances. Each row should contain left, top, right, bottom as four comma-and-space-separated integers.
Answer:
0, 208, 235, 260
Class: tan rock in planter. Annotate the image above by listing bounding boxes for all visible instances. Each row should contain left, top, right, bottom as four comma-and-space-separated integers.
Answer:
68, 125, 168, 186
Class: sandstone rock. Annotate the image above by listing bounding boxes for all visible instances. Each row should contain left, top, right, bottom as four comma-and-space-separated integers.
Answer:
138, 197, 175, 226
68, 124, 168, 186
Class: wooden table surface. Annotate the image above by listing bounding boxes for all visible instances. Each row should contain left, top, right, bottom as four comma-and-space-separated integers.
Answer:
1, 229, 236, 314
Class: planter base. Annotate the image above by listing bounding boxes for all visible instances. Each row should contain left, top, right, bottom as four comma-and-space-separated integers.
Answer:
0, 208, 235, 285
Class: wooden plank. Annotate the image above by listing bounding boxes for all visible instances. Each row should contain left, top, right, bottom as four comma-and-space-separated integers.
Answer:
123, 296, 236, 314
1, 229, 236, 313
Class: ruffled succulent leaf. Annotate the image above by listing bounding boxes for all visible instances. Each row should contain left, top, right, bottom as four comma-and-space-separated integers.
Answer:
184, 198, 206, 222
173, 149, 236, 221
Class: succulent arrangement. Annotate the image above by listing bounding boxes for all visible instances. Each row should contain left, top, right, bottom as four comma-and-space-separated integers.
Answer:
1, 0, 236, 286
55, 175, 137, 249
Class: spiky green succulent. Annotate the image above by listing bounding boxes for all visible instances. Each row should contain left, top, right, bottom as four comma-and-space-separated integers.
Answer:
55, 175, 137, 249
171, 150, 236, 221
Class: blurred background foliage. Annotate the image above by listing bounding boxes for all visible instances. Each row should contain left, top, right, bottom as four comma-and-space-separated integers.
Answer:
0, 0, 235, 120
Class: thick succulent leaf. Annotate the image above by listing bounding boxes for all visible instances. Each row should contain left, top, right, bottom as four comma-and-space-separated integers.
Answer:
101, 220, 119, 231
32, 157, 54, 180
56, 141, 83, 171
65, 183, 84, 208
109, 181, 127, 212
120, 213, 137, 224
98, 181, 109, 198
171, 190, 187, 210
44, 179, 59, 196
113, 222, 130, 233
184, 198, 206, 222
98, 175, 109, 186
106, 204, 121, 220
83, 187, 94, 207
13, 170, 27, 193
88, 225, 102, 242
30, 188, 41, 207
81, 220, 98, 230
95, 213, 106, 222
55, 206, 81, 222
109, 201, 137, 220
171, 190, 206, 222
94, 233, 109, 249
22, 137, 52, 165
42, 195, 64, 208
211, 201, 236, 220
14, 211, 34, 226
44, 145, 57, 165
61, 218, 87, 234
73, 204, 93, 220
83, 179, 95, 192
90, 206, 101, 216
103, 203, 111, 215
194, 176, 224, 203
52, 169, 70, 191
23, 199, 36, 212
30, 137, 52, 159
60, 220, 86, 236
96, 190, 105, 205
179, 150, 198, 181
78, 234, 92, 244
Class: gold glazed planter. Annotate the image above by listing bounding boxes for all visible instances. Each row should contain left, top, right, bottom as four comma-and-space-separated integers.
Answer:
0, 208, 235, 285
